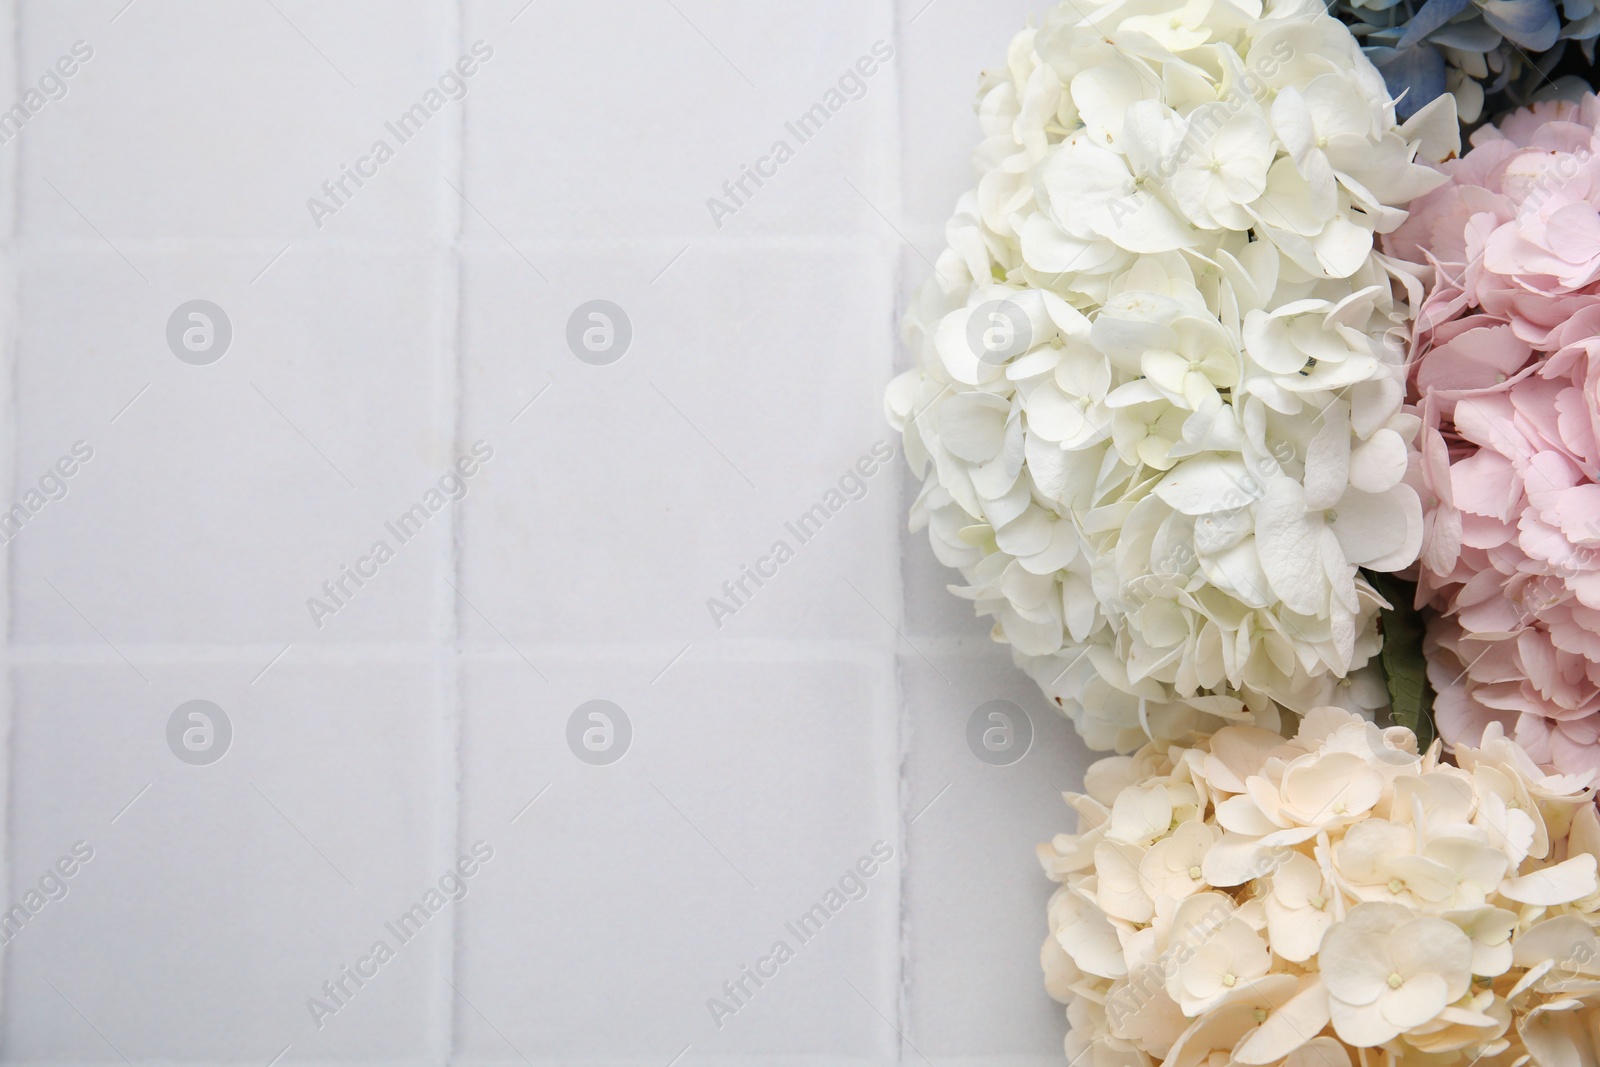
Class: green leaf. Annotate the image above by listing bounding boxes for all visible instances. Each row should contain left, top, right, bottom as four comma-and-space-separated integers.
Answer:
1364, 571, 1435, 751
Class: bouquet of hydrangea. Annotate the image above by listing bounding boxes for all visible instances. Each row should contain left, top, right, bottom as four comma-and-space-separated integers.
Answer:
1041, 709, 1600, 1067
886, 0, 1458, 751
1386, 95, 1600, 779
892, 2, 1600, 1062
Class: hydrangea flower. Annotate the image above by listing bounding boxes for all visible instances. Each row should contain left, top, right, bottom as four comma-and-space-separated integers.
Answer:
1330, 0, 1599, 124
1386, 95, 1600, 779
887, 0, 1458, 751
1042, 708, 1600, 1067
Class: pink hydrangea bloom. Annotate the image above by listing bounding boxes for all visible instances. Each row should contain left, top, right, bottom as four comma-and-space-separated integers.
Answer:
1386, 94, 1600, 778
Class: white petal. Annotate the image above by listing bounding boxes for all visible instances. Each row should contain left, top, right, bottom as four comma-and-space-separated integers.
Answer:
1269, 87, 1317, 167
935, 308, 1005, 386
1348, 428, 1407, 493
1105, 191, 1197, 254
1303, 401, 1350, 511
938, 391, 1011, 462
1329, 486, 1416, 569
1255, 477, 1326, 615
1312, 215, 1375, 279
1025, 385, 1093, 443
1362, 485, 1423, 572
1155, 456, 1261, 516
1242, 310, 1308, 376
1071, 64, 1145, 144
1021, 213, 1114, 274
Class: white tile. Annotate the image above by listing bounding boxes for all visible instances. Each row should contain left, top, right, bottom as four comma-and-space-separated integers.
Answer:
456, 243, 902, 648
894, 0, 1051, 231
899, 648, 1093, 1063
0, 0, 20, 243
0, 3, 1135, 1063
17, 0, 457, 241
10, 245, 456, 645
452, 655, 900, 1064
1, 659, 454, 1063
460, 0, 897, 241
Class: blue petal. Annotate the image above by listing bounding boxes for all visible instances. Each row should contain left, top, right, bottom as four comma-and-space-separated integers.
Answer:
1476, 0, 1561, 48
1399, 0, 1473, 48
1429, 15, 1508, 48
1563, 9, 1600, 37
1364, 44, 1449, 117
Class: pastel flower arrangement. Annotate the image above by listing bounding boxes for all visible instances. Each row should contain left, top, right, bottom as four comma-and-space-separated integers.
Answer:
1042, 710, 1600, 1067
890, 0, 1600, 1062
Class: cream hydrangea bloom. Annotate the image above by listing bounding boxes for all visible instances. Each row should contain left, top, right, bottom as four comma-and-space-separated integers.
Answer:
886, 0, 1461, 750
1041, 708, 1600, 1066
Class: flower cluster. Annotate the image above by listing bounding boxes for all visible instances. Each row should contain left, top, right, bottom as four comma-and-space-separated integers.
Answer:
1041, 708, 1600, 1067
1330, 0, 1597, 125
1386, 95, 1600, 779
886, 0, 1458, 751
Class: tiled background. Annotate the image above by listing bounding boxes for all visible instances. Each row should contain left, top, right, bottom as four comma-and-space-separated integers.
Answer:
0, 1, 1094, 1063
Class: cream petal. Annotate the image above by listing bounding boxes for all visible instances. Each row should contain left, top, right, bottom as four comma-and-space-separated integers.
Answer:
1283, 1037, 1351, 1067
1233, 978, 1332, 1064
1282, 752, 1381, 822
1265, 898, 1332, 962
1391, 918, 1473, 1000
1056, 896, 1129, 979
1201, 833, 1274, 887
1328, 995, 1400, 1047
1216, 795, 1281, 836
1518, 1001, 1593, 1067
1109, 783, 1173, 845
1500, 854, 1600, 905
1319, 903, 1409, 1005
1335, 819, 1415, 883
1095, 839, 1156, 923
1378, 972, 1449, 1031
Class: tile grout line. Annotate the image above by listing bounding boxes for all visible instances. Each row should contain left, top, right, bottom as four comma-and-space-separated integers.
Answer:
887, 2, 911, 1063
0, 638, 903, 662
1, 0, 21, 1026
443, 0, 469, 1060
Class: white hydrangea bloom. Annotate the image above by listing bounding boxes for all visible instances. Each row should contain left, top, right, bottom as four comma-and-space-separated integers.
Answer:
887, 0, 1461, 750
1041, 710, 1600, 1066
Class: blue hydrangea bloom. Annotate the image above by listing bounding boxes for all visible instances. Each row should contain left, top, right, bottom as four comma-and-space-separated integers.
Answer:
1330, 0, 1596, 120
